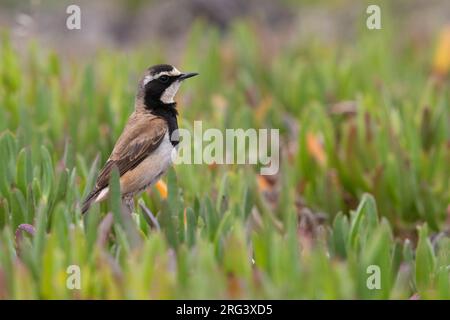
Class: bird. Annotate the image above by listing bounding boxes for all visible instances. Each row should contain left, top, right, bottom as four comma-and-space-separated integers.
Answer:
81, 64, 198, 214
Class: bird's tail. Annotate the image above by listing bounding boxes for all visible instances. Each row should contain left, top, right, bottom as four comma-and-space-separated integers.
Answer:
81, 189, 101, 214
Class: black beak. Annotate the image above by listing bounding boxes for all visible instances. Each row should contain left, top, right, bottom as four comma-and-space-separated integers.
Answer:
178, 72, 199, 81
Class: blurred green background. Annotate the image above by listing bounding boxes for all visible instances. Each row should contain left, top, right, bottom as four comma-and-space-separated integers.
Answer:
0, 0, 449, 299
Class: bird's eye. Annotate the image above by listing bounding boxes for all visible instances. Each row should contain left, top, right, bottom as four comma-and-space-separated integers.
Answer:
159, 75, 169, 83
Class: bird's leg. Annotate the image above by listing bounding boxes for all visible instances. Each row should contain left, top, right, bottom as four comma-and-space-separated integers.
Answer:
122, 196, 135, 215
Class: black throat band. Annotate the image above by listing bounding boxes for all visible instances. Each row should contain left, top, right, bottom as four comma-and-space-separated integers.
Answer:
145, 99, 179, 147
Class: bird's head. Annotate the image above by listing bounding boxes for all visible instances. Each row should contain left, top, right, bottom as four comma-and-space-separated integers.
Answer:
137, 64, 198, 110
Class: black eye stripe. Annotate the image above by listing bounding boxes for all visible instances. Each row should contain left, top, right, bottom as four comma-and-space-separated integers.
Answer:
143, 75, 177, 88
159, 75, 169, 82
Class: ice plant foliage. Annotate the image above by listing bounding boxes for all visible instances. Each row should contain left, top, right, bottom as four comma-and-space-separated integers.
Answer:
0, 16, 449, 299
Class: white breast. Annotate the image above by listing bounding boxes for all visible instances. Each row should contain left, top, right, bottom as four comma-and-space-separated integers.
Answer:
138, 132, 175, 181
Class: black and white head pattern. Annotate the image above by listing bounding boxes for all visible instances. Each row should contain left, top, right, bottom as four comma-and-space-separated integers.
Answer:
142, 64, 183, 105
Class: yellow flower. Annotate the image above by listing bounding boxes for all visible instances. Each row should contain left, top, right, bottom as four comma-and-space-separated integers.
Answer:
155, 180, 168, 199
306, 132, 327, 167
433, 26, 450, 76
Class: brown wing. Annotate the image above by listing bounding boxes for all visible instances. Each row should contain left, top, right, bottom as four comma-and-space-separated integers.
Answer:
82, 115, 167, 213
